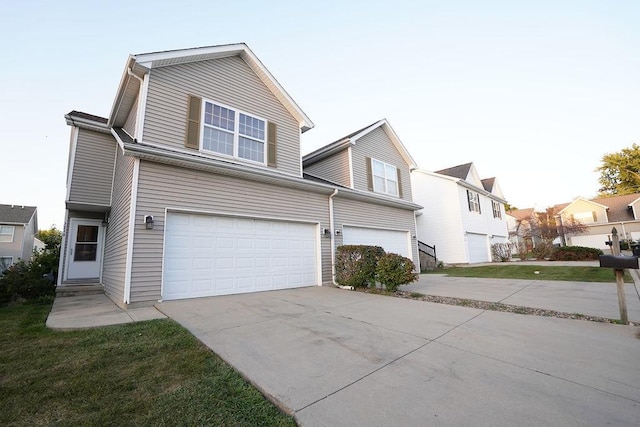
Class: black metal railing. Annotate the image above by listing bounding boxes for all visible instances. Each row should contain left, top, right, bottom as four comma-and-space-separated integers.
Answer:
418, 240, 437, 271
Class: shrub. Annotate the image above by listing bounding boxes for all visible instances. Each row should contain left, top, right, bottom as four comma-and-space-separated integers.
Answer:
550, 246, 603, 261
0, 249, 58, 304
516, 242, 528, 261
335, 245, 385, 288
491, 243, 511, 262
531, 242, 555, 260
375, 253, 418, 292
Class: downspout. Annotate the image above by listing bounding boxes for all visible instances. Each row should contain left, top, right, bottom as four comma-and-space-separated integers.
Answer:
329, 189, 352, 290
127, 68, 144, 84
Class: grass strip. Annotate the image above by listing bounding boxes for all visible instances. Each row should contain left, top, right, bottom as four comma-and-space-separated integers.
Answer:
0, 302, 295, 427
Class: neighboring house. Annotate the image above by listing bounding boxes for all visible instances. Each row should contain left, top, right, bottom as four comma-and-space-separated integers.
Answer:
0, 204, 38, 273
302, 119, 419, 258
506, 208, 540, 253
552, 193, 640, 250
59, 43, 421, 307
411, 163, 509, 264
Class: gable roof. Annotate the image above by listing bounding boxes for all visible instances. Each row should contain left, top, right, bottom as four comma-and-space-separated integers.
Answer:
481, 177, 496, 192
553, 193, 640, 223
302, 119, 417, 169
506, 208, 535, 221
435, 162, 472, 180
109, 43, 314, 133
0, 204, 37, 225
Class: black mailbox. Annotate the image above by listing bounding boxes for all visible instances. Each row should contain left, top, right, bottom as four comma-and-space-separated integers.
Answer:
599, 255, 639, 269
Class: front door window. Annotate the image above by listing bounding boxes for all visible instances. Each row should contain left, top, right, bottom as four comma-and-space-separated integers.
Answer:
74, 225, 99, 261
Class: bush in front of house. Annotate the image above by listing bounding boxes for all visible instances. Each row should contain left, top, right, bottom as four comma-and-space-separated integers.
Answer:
491, 243, 512, 262
0, 249, 58, 304
550, 246, 603, 261
375, 253, 418, 292
531, 242, 555, 260
335, 245, 385, 288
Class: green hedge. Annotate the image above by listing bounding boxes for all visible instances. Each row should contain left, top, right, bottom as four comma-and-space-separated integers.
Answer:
0, 249, 58, 304
335, 245, 385, 288
550, 246, 603, 261
376, 253, 418, 291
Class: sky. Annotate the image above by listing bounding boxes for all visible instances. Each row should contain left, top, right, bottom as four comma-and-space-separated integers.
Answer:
1, 0, 639, 230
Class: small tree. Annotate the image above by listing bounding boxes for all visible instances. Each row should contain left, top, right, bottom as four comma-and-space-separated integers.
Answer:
596, 143, 640, 196
524, 208, 588, 247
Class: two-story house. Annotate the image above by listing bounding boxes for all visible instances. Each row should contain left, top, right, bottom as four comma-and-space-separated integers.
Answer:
552, 193, 640, 250
0, 204, 38, 272
59, 43, 421, 307
410, 162, 509, 264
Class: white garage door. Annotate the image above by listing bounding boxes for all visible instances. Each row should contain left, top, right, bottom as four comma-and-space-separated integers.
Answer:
163, 212, 318, 300
569, 234, 610, 250
342, 226, 410, 257
467, 233, 489, 263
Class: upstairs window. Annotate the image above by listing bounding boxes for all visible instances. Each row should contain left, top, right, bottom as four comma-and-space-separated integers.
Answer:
371, 158, 399, 196
0, 225, 15, 242
467, 190, 481, 213
202, 101, 266, 164
573, 211, 597, 224
492, 201, 502, 219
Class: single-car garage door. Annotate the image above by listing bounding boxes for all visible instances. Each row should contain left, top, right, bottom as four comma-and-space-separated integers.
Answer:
342, 226, 411, 258
163, 212, 318, 300
467, 233, 489, 263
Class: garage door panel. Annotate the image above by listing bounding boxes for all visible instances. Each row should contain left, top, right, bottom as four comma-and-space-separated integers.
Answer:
163, 212, 318, 300
342, 226, 410, 258
467, 233, 489, 263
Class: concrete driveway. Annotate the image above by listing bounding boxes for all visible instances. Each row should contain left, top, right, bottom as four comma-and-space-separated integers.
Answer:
156, 287, 640, 426
404, 274, 640, 322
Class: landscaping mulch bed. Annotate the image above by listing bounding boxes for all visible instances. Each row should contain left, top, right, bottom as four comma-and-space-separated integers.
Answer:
357, 288, 631, 325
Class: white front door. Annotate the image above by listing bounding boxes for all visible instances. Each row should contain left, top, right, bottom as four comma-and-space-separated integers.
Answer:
66, 219, 104, 280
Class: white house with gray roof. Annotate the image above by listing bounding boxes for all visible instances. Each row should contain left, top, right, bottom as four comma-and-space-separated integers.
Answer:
411, 162, 509, 264
0, 204, 38, 272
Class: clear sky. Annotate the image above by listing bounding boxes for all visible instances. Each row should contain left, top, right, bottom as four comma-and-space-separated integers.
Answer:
1, 0, 638, 230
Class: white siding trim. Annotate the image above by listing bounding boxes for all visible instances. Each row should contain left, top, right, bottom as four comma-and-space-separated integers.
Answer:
159, 206, 168, 301
109, 146, 118, 206
348, 146, 354, 189
123, 158, 140, 304
164, 206, 319, 226
136, 72, 149, 141
65, 127, 79, 201
57, 211, 69, 286
314, 223, 322, 286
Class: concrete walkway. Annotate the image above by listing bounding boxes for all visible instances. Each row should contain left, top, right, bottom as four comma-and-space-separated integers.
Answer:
404, 274, 640, 322
45, 293, 166, 330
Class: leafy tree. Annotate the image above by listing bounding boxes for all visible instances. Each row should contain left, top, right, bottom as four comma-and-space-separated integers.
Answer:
521, 208, 588, 247
596, 143, 640, 196
504, 202, 517, 212
37, 227, 62, 251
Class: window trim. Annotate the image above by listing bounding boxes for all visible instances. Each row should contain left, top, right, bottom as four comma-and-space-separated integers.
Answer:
200, 99, 267, 165
467, 190, 481, 213
492, 201, 502, 219
371, 158, 399, 197
0, 225, 15, 243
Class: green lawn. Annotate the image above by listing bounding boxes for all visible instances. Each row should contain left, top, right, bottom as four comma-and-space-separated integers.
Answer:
426, 264, 633, 283
0, 302, 295, 427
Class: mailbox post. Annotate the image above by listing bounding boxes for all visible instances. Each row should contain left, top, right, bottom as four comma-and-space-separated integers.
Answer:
598, 227, 635, 324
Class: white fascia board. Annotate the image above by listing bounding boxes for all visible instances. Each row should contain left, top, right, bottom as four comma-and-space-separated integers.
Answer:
107, 56, 138, 127
302, 139, 351, 165
123, 158, 140, 305
350, 119, 418, 169
135, 72, 149, 141
65, 126, 79, 202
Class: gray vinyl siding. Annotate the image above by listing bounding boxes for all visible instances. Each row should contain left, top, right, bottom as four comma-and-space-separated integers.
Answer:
143, 56, 301, 176
130, 160, 331, 303
304, 149, 351, 187
123, 95, 138, 137
0, 225, 25, 262
333, 197, 419, 266
20, 219, 35, 260
351, 127, 413, 201
68, 129, 116, 206
101, 151, 134, 303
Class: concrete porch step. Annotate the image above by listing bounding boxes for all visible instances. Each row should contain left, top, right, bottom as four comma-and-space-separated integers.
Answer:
56, 284, 104, 297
